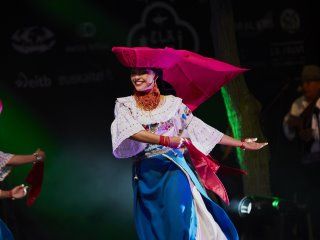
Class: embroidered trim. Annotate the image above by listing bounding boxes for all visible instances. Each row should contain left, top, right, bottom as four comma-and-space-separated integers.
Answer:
0, 152, 14, 181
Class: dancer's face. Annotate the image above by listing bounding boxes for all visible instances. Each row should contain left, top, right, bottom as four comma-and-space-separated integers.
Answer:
131, 68, 157, 92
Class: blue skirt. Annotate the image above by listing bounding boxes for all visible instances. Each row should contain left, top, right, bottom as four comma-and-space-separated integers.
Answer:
0, 218, 14, 240
132, 149, 238, 240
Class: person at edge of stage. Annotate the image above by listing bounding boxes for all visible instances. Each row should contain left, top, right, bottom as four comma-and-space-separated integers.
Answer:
283, 64, 320, 239
0, 99, 46, 239
283, 64, 320, 164
111, 54, 268, 239
0, 149, 46, 239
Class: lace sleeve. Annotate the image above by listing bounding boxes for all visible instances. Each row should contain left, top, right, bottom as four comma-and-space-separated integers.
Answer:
0, 151, 14, 181
178, 103, 224, 155
111, 101, 146, 158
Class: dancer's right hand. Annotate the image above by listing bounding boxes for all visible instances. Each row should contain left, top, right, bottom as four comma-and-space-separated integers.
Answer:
33, 148, 46, 162
10, 184, 28, 200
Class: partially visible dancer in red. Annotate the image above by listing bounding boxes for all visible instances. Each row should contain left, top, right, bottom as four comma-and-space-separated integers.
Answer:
0, 98, 45, 240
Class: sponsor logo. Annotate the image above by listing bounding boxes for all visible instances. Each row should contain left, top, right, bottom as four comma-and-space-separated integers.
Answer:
65, 22, 109, 53
280, 9, 300, 34
128, 2, 199, 51
58, 70, 112, 86
270, 40, 305, 66
236, 12, 274, 33
12, 26, 55, 54
65, 42, 110, 53
15, 70, 112, 88
76, 22, 97, 38
15, 72, 52, 88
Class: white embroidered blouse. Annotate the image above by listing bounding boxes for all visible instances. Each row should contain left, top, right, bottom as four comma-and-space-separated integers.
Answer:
0, 151, 13, 181
111, 95, 224, 158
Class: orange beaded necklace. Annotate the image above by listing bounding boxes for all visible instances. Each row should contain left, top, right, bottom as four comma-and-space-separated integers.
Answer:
133, 83, 161, 111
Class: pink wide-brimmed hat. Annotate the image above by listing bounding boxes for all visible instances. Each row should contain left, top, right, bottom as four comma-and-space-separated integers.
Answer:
112, 46, 246, 111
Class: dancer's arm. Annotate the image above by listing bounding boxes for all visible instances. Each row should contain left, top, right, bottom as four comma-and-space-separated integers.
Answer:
131, 131, 181, 146
219, 134, 268, 150
7, 149, 45, 166
0, 185, 28, 200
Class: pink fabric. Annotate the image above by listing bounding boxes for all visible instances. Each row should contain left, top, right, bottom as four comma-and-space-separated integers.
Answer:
184, 140, 246, 205
0, 99, 3, 114
112, 46, 247, 111
25, 161, 44, 206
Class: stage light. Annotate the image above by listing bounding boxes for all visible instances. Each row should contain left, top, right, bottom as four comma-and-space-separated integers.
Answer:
238, 196, 253, 216
272, 198, 280, 209
228, 195, 302, 218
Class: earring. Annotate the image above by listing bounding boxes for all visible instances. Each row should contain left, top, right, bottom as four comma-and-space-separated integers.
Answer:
154, 75, 158, 81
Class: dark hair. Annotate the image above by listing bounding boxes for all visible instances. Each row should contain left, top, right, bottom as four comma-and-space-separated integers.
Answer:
151, 68, 176, 95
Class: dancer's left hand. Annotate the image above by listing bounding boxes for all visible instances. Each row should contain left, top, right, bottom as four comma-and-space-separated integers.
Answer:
241, 138, 268, 150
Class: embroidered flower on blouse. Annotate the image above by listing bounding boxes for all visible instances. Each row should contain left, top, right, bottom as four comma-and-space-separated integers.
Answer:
143, 123, 158, 133
143, 119, 174, 133
181, 106, 191, 120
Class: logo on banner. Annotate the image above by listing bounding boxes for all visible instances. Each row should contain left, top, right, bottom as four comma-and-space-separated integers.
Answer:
58, 70, 112, 86
15, 72, 52, 88
15, 70, 112, 88
76, 22, 97, 38
270, 40, 305, 66
127, 2, 199, 51
280, 9, 300, 34
11, 26, 56, 54
236, 12, 274, 33
65, 22, 109, 53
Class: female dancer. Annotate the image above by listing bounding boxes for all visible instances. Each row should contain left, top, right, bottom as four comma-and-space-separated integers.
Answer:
111, 49, 267, 240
